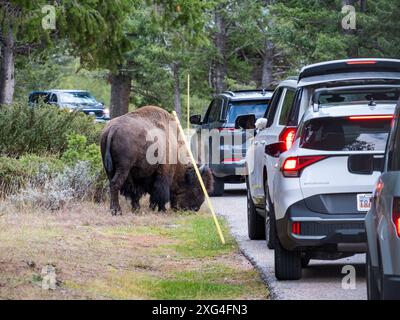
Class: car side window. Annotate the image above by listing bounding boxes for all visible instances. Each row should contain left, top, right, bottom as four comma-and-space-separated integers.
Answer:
279, 89, 296, 126
287, 88, 304, 126
266, 87, 284, 127
208, 98, 223, 123
49, 93, 58, 103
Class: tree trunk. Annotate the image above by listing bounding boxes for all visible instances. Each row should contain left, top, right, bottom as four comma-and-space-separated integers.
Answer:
261, 39, 274, 89
172, 63, 181, 119
212, 9, 227, 94
109, 72, 131, 119
0, 24, 15, 105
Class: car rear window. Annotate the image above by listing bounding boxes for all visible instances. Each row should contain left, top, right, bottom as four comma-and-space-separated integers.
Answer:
225, 100, 269, 124
315, 88, 400, 106
300, 117, 391, 151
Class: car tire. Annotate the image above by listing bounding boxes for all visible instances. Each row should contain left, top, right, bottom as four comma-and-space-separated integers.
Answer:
246, 179, 265, 240
366, 251, 381, 300
210, 175, 224, 197
264, 183, 275, 250
301, 257, 310, 268
274, 237, 302, 280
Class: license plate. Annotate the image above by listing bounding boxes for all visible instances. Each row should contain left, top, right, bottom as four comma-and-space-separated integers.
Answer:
357, 194, 373, 212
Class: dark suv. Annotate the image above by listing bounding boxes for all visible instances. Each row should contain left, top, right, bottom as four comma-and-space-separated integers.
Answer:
190, 90, 273, 196
29, 90, 110, 123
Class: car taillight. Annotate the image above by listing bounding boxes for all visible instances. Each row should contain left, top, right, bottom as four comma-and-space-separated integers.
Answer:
292, 222, 301, 235
222, 158, 242, 163
279, 127, 297, 151
218, 128, 237, 132
393, 198, 400, 238
282, 156, 327, 178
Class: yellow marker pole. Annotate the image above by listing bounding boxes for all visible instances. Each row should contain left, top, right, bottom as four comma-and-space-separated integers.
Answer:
187, 73, 190, 132
172, 110, 226, 245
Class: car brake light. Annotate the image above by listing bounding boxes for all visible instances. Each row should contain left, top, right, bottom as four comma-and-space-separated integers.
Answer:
393, 198, 400, 238
218, 128, 236, 132
279, 127, 297, 151
222, 158, 242, 163
292, 222, 301, 235
348, 115, 394, 120
346, 60, 376, 65
282, 156, 327, 177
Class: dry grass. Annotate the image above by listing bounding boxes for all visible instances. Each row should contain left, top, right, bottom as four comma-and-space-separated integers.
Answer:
0, 197, 268, 300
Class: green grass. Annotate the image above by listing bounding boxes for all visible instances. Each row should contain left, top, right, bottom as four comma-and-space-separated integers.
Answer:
0, 203, 268, 300
166, 214, 237, 258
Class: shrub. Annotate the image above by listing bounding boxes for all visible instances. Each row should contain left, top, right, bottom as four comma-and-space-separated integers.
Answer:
8, 161, 97, 210
0, 155, 64, 198
0, 103, 103, 157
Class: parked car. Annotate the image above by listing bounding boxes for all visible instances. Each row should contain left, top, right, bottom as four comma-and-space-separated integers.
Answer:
190, 89, 273, 196
271, 85, 399, 280
244, 77, 298, 244
244, 58, 400, 280
29, 90, 110, 122
366, 98, 400, 300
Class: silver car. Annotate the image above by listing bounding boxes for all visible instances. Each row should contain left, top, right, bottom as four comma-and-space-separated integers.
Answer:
366, 98, 400, 299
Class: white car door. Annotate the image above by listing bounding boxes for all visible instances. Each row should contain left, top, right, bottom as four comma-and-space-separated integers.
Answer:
265, 88, 296, 202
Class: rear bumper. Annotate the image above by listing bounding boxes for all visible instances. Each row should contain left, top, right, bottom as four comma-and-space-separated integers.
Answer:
382, 275, 400, 299
276, 198, 367, 252
211, 161, 246, 181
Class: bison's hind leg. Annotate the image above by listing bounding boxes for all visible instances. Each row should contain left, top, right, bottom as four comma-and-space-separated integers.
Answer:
110, 169, 130, 216
121, 176, 146, 212
149, 175, 170, 212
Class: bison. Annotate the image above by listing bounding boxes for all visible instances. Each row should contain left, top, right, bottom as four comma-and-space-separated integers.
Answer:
100, 106, 213, 215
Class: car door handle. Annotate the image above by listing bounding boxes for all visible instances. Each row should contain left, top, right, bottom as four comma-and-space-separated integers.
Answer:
260, 141, 266, 145
254, 141, 259, 146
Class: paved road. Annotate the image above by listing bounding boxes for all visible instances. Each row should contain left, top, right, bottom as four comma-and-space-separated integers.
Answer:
211, 184, 367, 300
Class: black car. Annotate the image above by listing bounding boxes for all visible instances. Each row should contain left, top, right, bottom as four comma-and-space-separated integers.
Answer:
190, 90, 273, 196
29, 90, 110, 122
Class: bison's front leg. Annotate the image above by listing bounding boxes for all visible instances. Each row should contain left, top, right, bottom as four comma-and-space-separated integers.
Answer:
109, 169, 129, 215
149, 174, 170, 212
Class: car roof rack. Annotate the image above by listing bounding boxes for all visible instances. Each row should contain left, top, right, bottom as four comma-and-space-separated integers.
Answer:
222, 89, 273, 96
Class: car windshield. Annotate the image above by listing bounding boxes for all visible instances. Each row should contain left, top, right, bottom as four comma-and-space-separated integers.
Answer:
226, 100, 269, 124
58, 92, 97, 104
315, 88, 400, 106
300, 117, 392, 151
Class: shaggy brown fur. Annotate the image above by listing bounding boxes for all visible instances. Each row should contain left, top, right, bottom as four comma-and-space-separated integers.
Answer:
100, 106, 213, 215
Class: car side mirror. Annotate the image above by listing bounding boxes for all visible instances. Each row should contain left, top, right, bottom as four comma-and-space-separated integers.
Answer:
265, 142, 286, 158
235, 114, 256, 130
190, 114, 202, 125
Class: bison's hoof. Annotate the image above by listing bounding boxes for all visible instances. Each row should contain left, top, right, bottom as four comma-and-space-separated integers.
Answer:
111, 209, 122, 216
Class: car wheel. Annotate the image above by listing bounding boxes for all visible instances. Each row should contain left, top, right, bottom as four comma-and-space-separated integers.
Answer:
366, 251, 381, 300
274, 237, 302, 280
301, 257, 310, 268
264, 183, 275, 250
210, 175, 224, 197
246, 179, 265, 240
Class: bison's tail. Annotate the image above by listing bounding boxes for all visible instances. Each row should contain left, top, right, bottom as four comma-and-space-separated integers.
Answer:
104, 127, 115, 174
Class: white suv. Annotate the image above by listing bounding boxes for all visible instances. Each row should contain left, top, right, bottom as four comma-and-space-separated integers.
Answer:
245, 58, 400, 253
269, 84, 400, 280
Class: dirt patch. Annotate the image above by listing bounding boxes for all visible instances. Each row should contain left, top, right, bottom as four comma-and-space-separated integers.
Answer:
0, 198, 268, 300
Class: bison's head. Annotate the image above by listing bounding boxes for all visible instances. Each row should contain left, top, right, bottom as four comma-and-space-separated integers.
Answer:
175, 165, 214, 212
